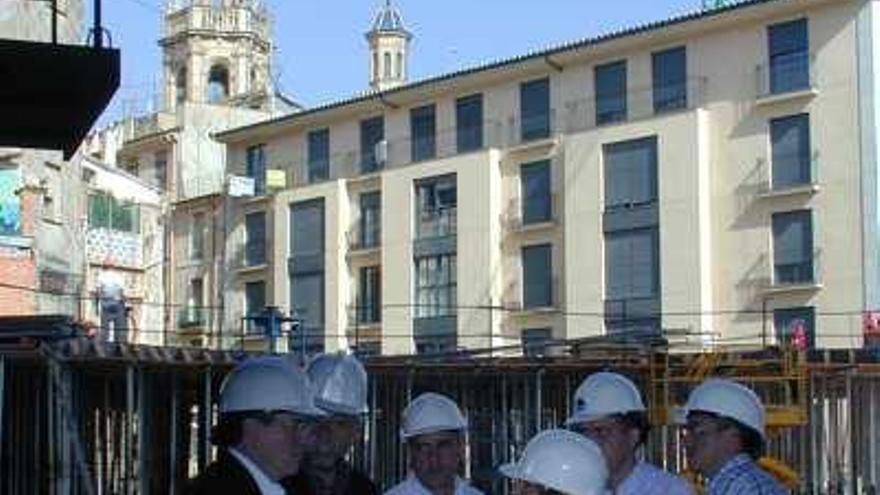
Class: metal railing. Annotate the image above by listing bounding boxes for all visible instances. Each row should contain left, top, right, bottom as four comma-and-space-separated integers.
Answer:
502, 277, 560, 311
773, 249, 822, 287
755, 52, 816, 99
416, 208, 457, 240
177, 306, 207, 329
346, 221, 381, 251
757, 152, 820, 194
500, 193, 560, 231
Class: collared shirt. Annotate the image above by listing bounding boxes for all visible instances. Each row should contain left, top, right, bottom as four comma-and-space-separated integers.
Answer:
229, 448, 288, 495
383, 474, 484, 495
616, 461, 694, 495
708, 454, 787, 495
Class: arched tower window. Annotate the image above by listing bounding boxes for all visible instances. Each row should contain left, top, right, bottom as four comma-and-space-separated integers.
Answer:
373, 52, 379, 81
207, 64, 229, 104
383, 52, 391, 79
396, 52, 403, 79
176, 67, 187, 106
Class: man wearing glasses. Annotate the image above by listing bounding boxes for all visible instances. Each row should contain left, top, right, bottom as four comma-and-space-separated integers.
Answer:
565, 371, 692, 495
186, 357, 327, 495
679, 378, 786, 495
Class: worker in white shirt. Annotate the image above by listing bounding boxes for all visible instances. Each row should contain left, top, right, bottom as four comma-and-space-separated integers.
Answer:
566, 372, 693, 495
384, 392, 484, 495
500, 428, 610, 495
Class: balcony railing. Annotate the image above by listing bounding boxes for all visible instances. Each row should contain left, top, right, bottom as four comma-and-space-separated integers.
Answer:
164, 5, 270, 41
755, 52, 816, 100
177, 306, 207, 329
416, 208, 457, 240
757, 152, 820, 195
503, 277, 560, 312
500, 193, 560, 231
773, 249, 821, 288
347, 221, 381, 251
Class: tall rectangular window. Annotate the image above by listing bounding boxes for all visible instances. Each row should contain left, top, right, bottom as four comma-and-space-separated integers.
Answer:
652, 46, 687, 113
244, 281, 266, 334
605, 228, 659, 301
246, 144, 267, 195
307, 128, 330, 183
774, 306, 815, 348
360, 116, 385, 173
768, 18, 809, 94
154, 150, 168, 190
522, 328, 552, 357
522, 243, 553, 309
521, 160, 551, 224
416, 175, 457, 239
520, 78, 551, 141
358, 265, 381, 324
245, 211, 266, 266
89, 194, 139, 233
595, 60, 627, 125
290, 200, 325, 354
190, 212, 205, 260
603, 136, 658, 210
184, 277, 204, 326
456, 93, 483, 152
772, 210, 814, 284
414, 254, 456, 318
359, 191, 381, 249
411, 104, 436, 162
770, 113, 811, 189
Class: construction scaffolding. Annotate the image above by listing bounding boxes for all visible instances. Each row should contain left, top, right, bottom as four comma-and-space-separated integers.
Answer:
1, 332, 879, 494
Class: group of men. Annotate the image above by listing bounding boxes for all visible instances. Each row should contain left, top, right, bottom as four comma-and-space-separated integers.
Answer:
186, 354, 788, 495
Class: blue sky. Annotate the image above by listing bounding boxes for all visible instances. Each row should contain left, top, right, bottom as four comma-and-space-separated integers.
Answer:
97, 0, 705, 122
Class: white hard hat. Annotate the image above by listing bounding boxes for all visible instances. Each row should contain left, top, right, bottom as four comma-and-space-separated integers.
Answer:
307, 352, 368, 416
678, 378, 766, 440
565, 372, 646, 426
500, 429, 609, 495
219, 356, 326, 417
400, 392, 467, 440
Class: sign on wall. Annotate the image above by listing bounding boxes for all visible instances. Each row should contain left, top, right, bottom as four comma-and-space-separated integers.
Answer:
228, 175, 255, 197
0, 167, 21, 237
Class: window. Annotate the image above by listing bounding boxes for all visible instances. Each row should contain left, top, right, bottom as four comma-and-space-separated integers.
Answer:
207, 64, 229, 103
595, 60, 627, 125
290, 200, 325, 355
183, 277, 204, 327
520, 78, 551, 141
410, 104, 436, 162
605, 228, 659, 301
244, 281, 266, 334
774, 306, 815, 348
521, 160, 551, 224
522, 243, 553, 309
603, 137, 658, 210
456, 93, 483, 152
307, 128, 330, 183
772, 210, 814, 284
360, 116, 385, 173
191, 212, 205, 260
770, 114, 811, 189
176, 67, 187, 106
768, 18, 809, 94
396, 52, 403, 79
358, 266, 381, 324
154, 150, 168, 190
373, 52, 379, 81
415, 254, 457, 318
359, 191, 381, 249
246, 144, 267, 195
245, 211, 266, 266
652, 46, 687, 113
416, 175, 457, 239
383, 52, 391, 78
522, 328, 552, 357
89, 194, 139, 233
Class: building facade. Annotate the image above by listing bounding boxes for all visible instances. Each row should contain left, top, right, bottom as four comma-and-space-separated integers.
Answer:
217, 0, 880, 356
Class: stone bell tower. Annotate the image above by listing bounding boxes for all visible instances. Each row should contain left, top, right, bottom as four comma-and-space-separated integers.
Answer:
160, 0, 273, 110
366, 0, 412, 92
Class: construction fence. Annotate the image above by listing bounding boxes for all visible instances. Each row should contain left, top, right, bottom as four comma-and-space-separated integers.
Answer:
1, 338, 879, 494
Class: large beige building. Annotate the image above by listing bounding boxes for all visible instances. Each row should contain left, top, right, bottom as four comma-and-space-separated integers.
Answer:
216, 0, 880, 356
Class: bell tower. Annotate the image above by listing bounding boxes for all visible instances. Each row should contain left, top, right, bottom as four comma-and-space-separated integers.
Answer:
160, 0, 273, 110
366, 0, 412, 92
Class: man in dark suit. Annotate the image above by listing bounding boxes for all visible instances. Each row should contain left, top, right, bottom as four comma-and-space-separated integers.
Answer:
186, 357, 327, 495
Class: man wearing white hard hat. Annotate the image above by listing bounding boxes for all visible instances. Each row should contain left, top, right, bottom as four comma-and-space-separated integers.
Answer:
385, 392, 484, 495
186, 357, 327, 495
283, 353, 378, 495
679, 378, 786, 495
566, 372, 692, 495
500, 429, 610, 495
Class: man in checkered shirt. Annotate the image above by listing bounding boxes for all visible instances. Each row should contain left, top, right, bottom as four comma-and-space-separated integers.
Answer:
680, 378, 787, 495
